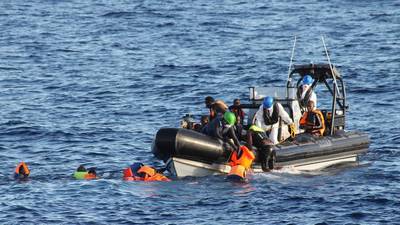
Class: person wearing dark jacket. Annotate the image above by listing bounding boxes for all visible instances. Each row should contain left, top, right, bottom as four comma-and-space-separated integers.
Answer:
229, 98, 245, 140
204, 111, 241, 152
204, 96, 228, 121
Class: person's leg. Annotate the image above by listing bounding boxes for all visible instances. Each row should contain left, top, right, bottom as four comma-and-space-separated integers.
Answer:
268, 127, 279, 145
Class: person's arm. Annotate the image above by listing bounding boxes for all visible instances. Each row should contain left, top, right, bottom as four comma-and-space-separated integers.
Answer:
277, 103, 293, 125
313, 111, 323, 129
229, 127, 241, 151
253, 107, 264, 128
215, 122, 224, 140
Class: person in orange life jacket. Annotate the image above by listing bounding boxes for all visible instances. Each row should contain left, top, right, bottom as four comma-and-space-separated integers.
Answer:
123, 163, 170, 182
299, 100, 325, 136
204, 96, 228, 121
297, 75, 317, 112
204, 111, 241, 152
14, 162, 30, 179
229, 98, 245, 140
123, 162, 144, 181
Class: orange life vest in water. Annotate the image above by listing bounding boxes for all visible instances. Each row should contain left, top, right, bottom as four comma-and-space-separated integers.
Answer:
229, 146, 255, 169
15, 162, 30, 178
123, 165, 170, 182
227, 165, 247, 181
228, 146, 255, 180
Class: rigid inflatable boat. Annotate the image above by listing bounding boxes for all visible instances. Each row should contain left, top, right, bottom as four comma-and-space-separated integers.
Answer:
152, 40, 370, 177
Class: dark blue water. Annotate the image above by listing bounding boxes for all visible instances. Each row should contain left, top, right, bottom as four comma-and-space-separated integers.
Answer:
1, 0, 399, 224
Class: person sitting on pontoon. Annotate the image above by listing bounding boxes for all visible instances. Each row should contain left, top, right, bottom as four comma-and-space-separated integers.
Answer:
204, 111, 241, 153
195, 115, 209, 133
299, 100, 325, 136
204, 96, 228, 121
297, 75, 317, 112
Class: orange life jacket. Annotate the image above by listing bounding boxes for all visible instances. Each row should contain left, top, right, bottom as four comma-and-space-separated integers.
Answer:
123, 165, 170, 182
84, 173, 97, 180
229, 146, 255, 169
227, 165, 246, 181
300, 109, 325, 136
15, 162, 30, 177
137, 166, 171, 182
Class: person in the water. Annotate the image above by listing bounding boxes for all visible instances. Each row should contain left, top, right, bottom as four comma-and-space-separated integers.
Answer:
14, 162, 30, 179
73, 165, 97, 180
123, 162, 170, 181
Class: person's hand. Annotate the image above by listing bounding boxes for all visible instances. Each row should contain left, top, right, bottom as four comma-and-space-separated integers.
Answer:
289, 123, 297, 138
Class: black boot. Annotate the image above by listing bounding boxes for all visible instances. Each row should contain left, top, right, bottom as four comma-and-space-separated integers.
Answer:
260, 146, 272, 172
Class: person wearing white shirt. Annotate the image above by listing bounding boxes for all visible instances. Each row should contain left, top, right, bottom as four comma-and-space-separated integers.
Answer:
252, 96, 294, 145
297, 75, 317, 112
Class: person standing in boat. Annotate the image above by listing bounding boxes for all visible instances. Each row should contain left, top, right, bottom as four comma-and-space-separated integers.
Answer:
248, 96, 295, 171
297, 75, 317, 112
229, 99, 245, 125
204, 111, 241, 153
299, 100, 325, 136
204, 96, 228, 121
251, 96, 295, 145
229, 98, 245, 140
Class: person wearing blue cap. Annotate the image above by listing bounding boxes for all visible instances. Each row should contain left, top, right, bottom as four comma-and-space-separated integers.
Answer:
251, 96, 295, 145
247, 96, 295, 171
297, 75, 317, 112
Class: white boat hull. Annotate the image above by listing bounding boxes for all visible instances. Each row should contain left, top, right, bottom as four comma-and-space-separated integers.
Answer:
167, 154, 359, 178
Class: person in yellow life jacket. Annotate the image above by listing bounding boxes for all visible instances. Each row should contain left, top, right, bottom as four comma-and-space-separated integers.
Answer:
299, 100, 325, 136
123, 163, 170, 182
73, 165, 98, 180
14, 162, 30, 179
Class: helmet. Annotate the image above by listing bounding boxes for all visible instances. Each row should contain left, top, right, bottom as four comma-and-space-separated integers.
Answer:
224, 112, 236, 125
302, 75, 313, 85
262, 96, 274, 109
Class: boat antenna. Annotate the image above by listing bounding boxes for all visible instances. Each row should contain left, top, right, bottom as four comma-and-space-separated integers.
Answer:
287, 35, 297, 84
321, 35, 341, 95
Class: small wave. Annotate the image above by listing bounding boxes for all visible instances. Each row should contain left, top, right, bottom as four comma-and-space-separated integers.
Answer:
1, 120, 27, 126
200, 21, 223, 26
2, 126, 45, 136
0, 67, 21, 71
156, 22, 175, 28
54, 48, 80, 53
348, 211, 367, 219
101, 11, 135, 18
